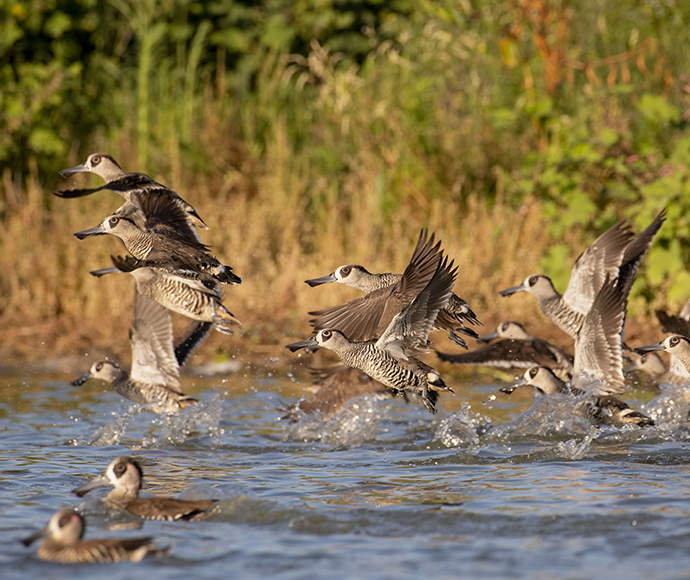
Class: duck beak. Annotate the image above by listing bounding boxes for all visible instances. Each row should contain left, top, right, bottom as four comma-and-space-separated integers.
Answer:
73, 224, 106, 239
71, 370, 94, 387
59, 162, 89, 178
477, 329, 500, 343
72, 473, 111, 497
500, 376, 527, 395
89, 266, 119, 278
305, 273, 337, 287
498, 283, 525, 297
20, 525, 48, 547
285, 336, 320, 353
634, 343, 665, 354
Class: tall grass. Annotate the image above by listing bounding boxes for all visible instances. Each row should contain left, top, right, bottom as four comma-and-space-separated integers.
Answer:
1, 2, 687, 361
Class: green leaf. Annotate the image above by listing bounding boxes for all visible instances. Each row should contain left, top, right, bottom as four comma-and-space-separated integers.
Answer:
646, 241, 684, 286
538, 244, 571, 290
561, 191, 596, 228
28, 128, 65, 155
44, 11, 71, 38
637, 93, 681, 125
668, 271, 690, 303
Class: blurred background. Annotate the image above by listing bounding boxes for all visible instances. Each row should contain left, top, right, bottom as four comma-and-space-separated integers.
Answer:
1, 0, 688, 364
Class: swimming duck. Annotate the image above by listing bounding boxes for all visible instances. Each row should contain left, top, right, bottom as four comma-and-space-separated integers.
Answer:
72, 456, 217, 521
502, 365, 654, 427
21, 509, 169, 563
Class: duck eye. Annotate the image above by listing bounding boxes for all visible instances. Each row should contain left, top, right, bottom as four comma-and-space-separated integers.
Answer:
109, 217, 119, 227
641, 354, 648, 362
529, 367, 538, 378
58, 514, 71, 528
528, 276, 538, 286
114, 463, 126, 476
91, 155, 101, 165
670, 337, 680, 346
501, 322, 509, 331
341, 266, 351, 276
322, 330, 332, 339
95, 362, 103, 371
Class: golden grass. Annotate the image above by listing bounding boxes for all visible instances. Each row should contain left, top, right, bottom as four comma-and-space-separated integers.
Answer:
0, 38, 676, 365
0, 150, 664, 368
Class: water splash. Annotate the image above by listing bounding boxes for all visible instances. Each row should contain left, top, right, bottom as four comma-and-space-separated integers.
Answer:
144, 394, 225, 448
434, 403, 483, 447
284, 395, 388, 446
86, 404, 145, 446
556, 432, 594, 460
641, 385, 690, 430
485, 395, 593, 440
85, 395, 224, 447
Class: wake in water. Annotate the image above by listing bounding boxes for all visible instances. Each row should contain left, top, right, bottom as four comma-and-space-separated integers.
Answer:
84, 394, 224, 447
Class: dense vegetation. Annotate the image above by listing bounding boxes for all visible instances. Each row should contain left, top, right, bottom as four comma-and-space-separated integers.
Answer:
1, 0, 689, 359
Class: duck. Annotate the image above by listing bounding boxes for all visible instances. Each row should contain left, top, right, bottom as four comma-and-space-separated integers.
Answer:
72, 456, 217, 521
636, 335, 690, 378
502, 273, 653, 427
73, 190, 240, 285
305, 260, 481, 349
55, 153, 207, 236
436, 320, 573, 380
72, 288, 199, 413
499, 210, 665, 338
502, 365, 654, 427
288, 244, 457, 413
21, 509, 169, 563
283, 364, 399, 420
305, 230, 447, 353
90, 254, 242, 335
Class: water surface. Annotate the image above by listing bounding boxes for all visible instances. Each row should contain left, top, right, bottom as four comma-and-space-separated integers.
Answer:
2, 363, 690, 579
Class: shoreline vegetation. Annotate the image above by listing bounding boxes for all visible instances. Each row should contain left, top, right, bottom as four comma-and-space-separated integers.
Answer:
2, 1, 689, 367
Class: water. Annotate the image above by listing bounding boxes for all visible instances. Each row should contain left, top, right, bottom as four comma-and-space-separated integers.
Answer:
2, 364, 690, 579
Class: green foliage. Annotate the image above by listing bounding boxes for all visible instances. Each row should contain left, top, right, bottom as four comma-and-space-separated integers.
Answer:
2, 0, 690, 327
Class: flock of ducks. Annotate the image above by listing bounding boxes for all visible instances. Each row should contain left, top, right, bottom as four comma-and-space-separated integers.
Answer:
20, 153, 690, 563
23, 154, 236, 562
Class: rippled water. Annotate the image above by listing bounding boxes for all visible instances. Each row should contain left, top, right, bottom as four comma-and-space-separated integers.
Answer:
2, 362, 690, 579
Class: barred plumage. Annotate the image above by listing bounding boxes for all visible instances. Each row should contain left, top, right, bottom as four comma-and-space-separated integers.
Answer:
73, 191, 240, 285
90, 256, 241, 335
289, 233, 457, 414
502, 366, 654, 428
305, 245, 481, 349
499, 210, 666, 339
22, 509, 168, 564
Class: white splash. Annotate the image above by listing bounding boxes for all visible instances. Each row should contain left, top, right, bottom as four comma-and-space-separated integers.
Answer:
284, 395, 387, 446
